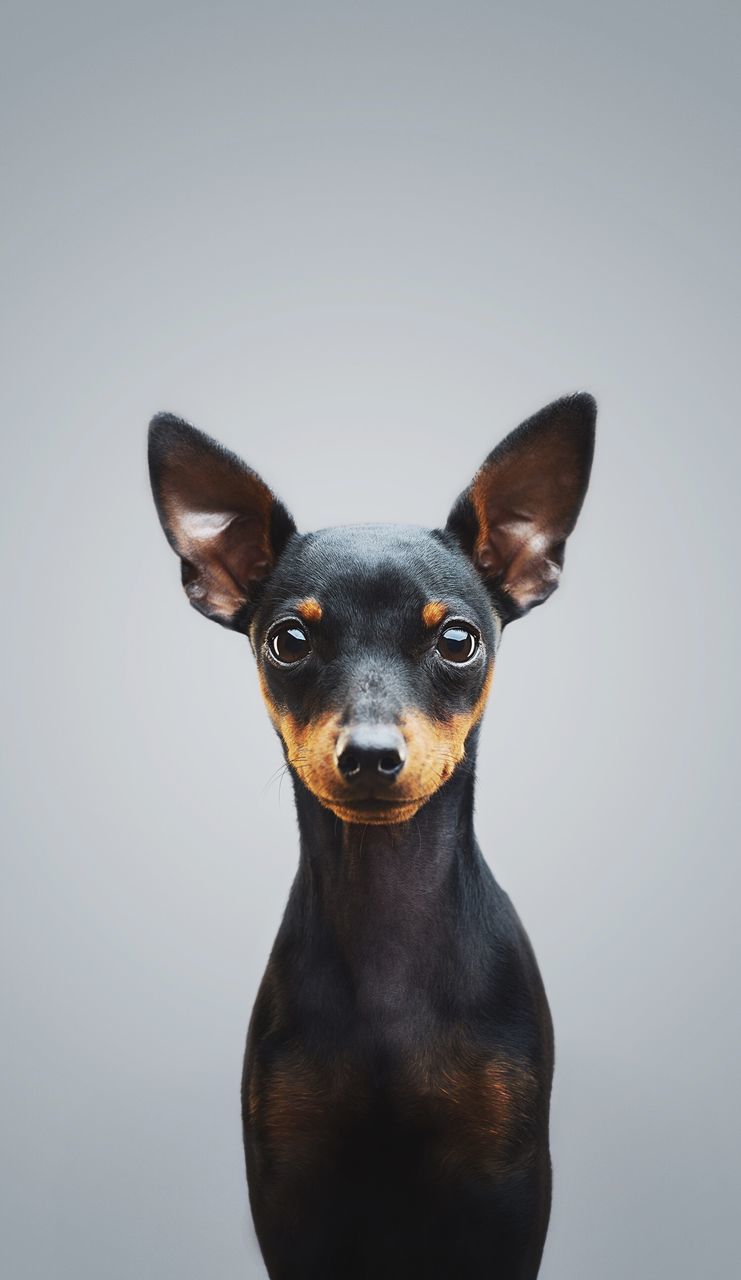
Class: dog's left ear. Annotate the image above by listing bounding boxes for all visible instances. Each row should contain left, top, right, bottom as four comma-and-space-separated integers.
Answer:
446, 393, 596, 620
148, 414, 296, 629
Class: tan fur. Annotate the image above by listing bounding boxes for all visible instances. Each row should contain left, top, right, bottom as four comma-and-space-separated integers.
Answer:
421, 600, 447, 628
296, 597, 323, 624
258, 664, 494, 824
398, 663, 494, 794
248, 1048, 363, 1173
403, 1042, 540, 1177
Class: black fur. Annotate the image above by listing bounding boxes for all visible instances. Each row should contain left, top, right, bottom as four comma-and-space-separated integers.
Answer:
148, 394, 596, 1278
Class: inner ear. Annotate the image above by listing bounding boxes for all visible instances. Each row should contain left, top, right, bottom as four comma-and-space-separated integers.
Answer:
446, 393, 596, 620
148, 414, 296, 629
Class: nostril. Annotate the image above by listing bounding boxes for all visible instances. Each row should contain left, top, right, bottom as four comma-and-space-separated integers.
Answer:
337, 749, 361, 780
335, 724, 407, 784
378, 751, 403, 777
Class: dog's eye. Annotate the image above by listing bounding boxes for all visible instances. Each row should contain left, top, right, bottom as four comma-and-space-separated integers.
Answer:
269, 623, 311, 665
436, 625, 479, 664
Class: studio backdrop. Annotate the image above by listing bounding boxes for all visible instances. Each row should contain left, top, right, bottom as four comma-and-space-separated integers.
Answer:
1, 4, 739, 1278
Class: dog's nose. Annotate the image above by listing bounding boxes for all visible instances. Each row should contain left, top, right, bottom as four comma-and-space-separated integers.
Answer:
335, 724, 407, 782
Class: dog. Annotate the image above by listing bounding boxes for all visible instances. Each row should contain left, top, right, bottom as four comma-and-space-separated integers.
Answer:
148, 392, 595, 1278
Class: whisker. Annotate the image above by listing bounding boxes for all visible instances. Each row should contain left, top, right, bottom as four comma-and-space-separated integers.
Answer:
261, 763, 290, 796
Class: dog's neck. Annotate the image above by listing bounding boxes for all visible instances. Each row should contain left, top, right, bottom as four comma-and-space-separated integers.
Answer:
285, 745, 491, 1017
296, 764, 475, 884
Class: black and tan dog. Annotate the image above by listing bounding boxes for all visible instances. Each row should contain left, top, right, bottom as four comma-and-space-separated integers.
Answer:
149, 393, 595, 1279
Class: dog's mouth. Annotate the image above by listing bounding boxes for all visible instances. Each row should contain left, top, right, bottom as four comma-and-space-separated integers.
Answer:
316, 792, 434, 825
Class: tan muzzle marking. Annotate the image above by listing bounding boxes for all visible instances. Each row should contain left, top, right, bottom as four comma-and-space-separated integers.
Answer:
258, 663, 494, 824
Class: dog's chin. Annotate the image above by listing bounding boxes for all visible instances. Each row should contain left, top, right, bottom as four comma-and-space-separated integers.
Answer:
317, 794, 433, 825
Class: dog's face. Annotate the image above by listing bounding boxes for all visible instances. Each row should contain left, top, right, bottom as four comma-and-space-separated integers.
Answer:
149, 395, 594, 824
248, 524, 497, 823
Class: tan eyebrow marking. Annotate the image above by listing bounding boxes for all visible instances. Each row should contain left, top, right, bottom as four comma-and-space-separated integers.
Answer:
296, 597, 323, 624
422, 600, 447, 628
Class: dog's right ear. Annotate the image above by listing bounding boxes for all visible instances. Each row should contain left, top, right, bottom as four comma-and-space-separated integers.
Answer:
148, 414, 296, 629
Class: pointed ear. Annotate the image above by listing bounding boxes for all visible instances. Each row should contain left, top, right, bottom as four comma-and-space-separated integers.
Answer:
446, 393, 596, 621
148, 414, 296, 629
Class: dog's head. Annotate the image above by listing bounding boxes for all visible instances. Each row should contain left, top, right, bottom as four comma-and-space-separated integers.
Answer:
149, 395, 595, 824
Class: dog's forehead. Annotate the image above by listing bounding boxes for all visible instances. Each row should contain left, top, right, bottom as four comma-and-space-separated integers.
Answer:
269, 524, 489, 618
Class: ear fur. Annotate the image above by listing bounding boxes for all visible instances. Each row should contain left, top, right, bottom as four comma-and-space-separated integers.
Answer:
446, 393, 596, 620
148, 414, 296, 628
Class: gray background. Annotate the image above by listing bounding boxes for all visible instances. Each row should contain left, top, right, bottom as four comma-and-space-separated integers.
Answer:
2, 2, 739, 1276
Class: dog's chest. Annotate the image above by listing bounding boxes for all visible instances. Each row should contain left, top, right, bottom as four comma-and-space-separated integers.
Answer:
245, 1033, 540, 1184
